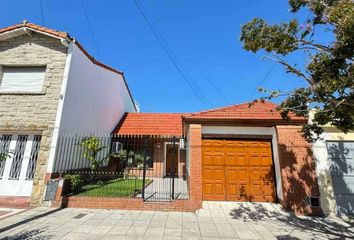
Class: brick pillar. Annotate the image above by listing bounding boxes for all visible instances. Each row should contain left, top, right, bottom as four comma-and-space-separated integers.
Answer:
188, 124, 203, 209
276, 125, 322, 215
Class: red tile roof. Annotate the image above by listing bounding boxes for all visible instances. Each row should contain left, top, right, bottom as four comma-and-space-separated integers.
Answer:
115, 113, 184, 136
184, 100, 306, 122
0, 22, 70, 39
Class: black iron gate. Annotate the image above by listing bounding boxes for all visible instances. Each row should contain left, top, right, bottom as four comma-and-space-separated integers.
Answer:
141, 136, 182, 202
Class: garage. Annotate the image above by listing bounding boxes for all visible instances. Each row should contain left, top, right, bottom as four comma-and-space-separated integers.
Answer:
326, 141, 354, 215
202, 139, 276, 202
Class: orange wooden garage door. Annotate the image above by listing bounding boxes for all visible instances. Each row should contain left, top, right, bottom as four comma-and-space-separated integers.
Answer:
202, 139, 276, 202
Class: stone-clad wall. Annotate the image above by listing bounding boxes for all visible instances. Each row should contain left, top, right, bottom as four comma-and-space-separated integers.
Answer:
0, 32, 67, 205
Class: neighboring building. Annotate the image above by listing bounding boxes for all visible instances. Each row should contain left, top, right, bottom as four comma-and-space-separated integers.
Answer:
109, 101, 322, 215
0, 22, 137, 207
312, 120, 354, 216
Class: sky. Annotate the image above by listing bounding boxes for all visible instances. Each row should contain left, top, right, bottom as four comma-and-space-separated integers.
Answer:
1, 0, 315, 113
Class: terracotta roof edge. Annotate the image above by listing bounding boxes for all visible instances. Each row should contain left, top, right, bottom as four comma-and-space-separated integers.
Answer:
187, 100, 278, 117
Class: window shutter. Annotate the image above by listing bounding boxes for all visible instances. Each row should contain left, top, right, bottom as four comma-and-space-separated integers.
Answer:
0, 67, 46, 92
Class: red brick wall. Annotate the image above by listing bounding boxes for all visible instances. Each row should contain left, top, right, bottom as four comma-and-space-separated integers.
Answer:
56, 196, 200, 212
188, 124, 203, 209
276, 125, 321, 215
0, 196, 30, 208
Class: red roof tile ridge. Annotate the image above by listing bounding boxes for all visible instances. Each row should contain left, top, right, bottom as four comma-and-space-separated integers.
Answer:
127, 112, 187, 115
0, 22, 70, 39
185, 100, 278, 118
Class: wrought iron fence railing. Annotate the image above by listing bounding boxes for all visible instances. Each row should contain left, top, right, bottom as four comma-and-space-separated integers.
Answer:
53, 134, 189, 201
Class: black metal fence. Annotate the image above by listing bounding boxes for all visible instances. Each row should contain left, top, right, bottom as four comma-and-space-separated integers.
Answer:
53, 134, 189, 201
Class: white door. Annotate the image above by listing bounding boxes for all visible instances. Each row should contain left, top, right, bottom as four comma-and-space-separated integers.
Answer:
0, 133, 41, 196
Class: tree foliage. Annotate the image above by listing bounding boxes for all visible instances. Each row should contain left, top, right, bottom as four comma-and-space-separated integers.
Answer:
79, 137, 108, 172
114, 149, 146, 179
240, 0, 354, 141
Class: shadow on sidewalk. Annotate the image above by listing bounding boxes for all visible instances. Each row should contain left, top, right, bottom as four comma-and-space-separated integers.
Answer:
0, 208, 63, 234
0, 228, 52, 240
229, 203, 354, 239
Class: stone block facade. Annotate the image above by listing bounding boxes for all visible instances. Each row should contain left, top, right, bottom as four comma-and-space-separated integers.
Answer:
276, 125, 322, 215
0, 32, 67, 205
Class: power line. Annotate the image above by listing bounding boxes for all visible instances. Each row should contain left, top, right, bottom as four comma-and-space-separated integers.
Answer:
79, 0, 102, 59
249, 62, 277, 100
134, 0, 214, 108
198, 69, 231, 105
39, 0, 45, 25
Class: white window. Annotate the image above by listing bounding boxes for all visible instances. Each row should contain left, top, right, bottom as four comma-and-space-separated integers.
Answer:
0, 66, 46, 92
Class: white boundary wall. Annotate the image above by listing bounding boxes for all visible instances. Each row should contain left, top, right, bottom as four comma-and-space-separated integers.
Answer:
59, 44, 136, 134
313, 129, 354, 216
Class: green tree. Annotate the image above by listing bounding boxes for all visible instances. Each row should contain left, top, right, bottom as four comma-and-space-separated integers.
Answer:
114, 150, 146, 179
79, 137, 108, 172
240, 0, 354, 141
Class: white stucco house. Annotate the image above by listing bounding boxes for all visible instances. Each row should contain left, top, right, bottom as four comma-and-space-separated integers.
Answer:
312, 114, 354, 216
0, 22, 137, 207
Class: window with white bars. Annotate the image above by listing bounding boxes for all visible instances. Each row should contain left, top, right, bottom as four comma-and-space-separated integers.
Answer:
26, 135, 41, 180
0, 66, 46, 92
0, 135, 12, 179
9, 135, 28, 180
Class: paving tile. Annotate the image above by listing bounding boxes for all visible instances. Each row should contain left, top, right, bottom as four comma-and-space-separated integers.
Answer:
117, 220, 134, 227
257, 231, 277, 240
200, 229, 219, 238
102, 234, 126, 240
126, 226, 147, 236
165, 220, 182, 229
164, 228, 182, 237
236, 230, 260, 240
163, 236, 182, 240
248, 223, 269, 232
109, 225, 130, 235
143, 236, 163, 240
182, 222, 199, 230
197, 217, 213, 223
137, 214, 154, 221
123, 236, 143, 240
196, 209, 211, 218
149, 220, 166, 228
182, 229, 202, 240
210, 210, 226, 218
90, 226, 113, 234
215, 223, 234, 231
218, 230, 239, 239
133, 220, 151, 227
84, 219, 104, 226
60, 232, 90, 240
198, 222, 217, 230
72, 225, 93, 233
144, 227, 164, 237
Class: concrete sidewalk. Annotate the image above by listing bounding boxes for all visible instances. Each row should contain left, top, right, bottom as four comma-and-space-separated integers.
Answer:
0, 202, 353, 240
